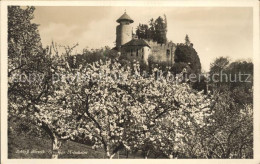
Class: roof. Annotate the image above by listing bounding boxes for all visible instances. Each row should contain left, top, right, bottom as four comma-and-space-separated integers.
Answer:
112, 47, 118, 51
116, 12, 134, 23
121, 39, 151, 48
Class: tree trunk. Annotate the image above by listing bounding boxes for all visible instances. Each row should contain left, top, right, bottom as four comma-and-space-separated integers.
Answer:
40, 122, 62, 159
125, 149, 129, 158
51, 133, 62, 159
107, 151, 116, 159
106, 147, 112, 159
144, 150, 150, 159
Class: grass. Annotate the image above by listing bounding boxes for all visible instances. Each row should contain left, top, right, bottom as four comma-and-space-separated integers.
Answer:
8, 132, 144, 159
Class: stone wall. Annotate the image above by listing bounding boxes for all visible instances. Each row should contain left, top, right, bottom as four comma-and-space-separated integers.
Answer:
121, 46, 151, 64
120, 40, 176, 65
146, 40, 176, 64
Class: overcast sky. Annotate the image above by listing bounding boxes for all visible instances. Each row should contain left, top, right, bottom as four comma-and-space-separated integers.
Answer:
33, 6, 253, 71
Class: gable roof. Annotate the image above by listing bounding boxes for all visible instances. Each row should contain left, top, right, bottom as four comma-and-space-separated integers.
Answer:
116, 12, 134, 23
121, 39, 150, 48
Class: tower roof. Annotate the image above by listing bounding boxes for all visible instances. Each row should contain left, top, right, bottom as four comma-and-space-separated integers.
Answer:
116, 12, 134, 23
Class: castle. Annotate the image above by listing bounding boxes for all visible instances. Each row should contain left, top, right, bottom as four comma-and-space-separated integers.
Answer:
114, 12, 176, 65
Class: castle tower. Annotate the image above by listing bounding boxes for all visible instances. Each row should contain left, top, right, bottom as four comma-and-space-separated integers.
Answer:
116, 12, 134, 49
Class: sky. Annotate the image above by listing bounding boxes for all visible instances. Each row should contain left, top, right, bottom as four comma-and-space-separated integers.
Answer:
32, 6, 253, 71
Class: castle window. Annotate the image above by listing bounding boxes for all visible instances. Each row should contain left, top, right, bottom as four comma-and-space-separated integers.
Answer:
166, 49, 170, 58
142, 54, 144, 59
142, 48, 144, 52
136, 49, 138, 57
131, 49, 133, 56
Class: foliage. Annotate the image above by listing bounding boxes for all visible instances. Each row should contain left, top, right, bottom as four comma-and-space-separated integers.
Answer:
8, 6, 81, 158
8, 6, 52, 130
207, 57, 253, 158
79, 47, 113, 63
209, 57, 230, 74
46, 59, 213, 158
209, 57, 253, 105
174, 43, 201, 74
136, 15, 167, 44
200, 91, 253, 158
185, 34, 191, 46
147, 55, 170, 74
170, 62, 189, 76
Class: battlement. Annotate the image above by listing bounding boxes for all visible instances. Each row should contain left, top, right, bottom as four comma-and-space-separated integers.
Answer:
145, 40, 176, 63
146, 40, 176, 49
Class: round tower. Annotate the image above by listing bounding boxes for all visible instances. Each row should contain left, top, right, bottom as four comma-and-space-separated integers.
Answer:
116, 12, 134, 49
